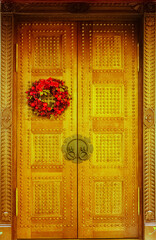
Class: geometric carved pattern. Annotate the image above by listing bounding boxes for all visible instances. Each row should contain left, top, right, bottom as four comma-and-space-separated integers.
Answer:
93, 86, 122, 116
33, 134, 61, 164
0, 9, 155, 238
94, 35, 122, 69
79, 22, 139, 237
95, 181, 123, 215
93, 133, 122, 164
33, 181, 60, 215
34, 36, 61, 68
1, 2, 155, 238
144, 15, 156, 221
0, 15, 13, 223
16, 22, 77, 238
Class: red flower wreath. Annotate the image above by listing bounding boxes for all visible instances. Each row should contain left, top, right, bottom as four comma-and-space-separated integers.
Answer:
26, 78, 71, 118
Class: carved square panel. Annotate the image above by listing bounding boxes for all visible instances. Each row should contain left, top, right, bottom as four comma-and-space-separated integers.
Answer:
93, 85, 123, 116
32, 134, 62, 165
93, 133, 123, 166
94, 181, 123, 215
34, 35, 61, 68
92, 33, 124, 70
30, 30, 66, 73
32, 176, 62, 217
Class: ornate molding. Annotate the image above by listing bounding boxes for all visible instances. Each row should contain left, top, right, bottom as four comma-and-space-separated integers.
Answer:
144, 14, 156, 221
144, 2, 156, 13
1, 1, 14, 12
1, 108, 12, 129
1, 1, 155, 14
0, 15, 13, 222
1, 1, 145, 14
144, 108, 155, 128
66, 2, 90, 13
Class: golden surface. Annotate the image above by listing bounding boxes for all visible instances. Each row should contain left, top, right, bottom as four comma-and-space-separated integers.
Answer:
16, 22, 77, 238
78, 22, 140, 238
16, 22, 141, 239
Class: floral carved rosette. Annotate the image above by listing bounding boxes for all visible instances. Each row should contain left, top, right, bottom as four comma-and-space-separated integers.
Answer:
26, 78, 71, 118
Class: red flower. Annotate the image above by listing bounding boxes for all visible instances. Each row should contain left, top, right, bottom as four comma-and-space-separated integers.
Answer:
43, 103, 48, 107
26, 78, 71, 118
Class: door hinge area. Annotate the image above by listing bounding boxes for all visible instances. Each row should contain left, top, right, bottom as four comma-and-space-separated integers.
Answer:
137, 43, 139, 72
138, 187, 140, 215
16, 188, 18, 217
16, 43, 18, 73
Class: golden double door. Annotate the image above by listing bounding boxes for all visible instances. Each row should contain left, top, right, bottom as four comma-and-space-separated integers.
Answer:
16, 21, 142, 239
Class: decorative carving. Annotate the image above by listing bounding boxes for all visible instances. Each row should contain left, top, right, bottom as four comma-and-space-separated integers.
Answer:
129, 3, 143, 13
1, 15, 13, 223
2, 2, 14, 12
91, 29, 126, 73
66, 2, 90, 13
144, 108, 155, 128
62, 135, 93, 162
95, 181, 122, 215
146, 210, 154, 221
17, 22, 77, 237
144, 15, 155, 221
30, 29, 66, 74
79, 22, 138, 237
93, 133, 122, 165
146, 16, 155, 27
144, 2, 156, 13
33, 134, 62, 165
1, 108, 12, 129
33, 35, 62, 69
93, 86, 122, 116
0, 2, 155, 236
94, 35, 122, 69
0, 2, 146, 16
33, 180, 61, 215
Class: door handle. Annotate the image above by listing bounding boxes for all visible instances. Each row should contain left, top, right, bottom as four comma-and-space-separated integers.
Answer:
62, 135, 93, 162
79, 146, 89, 160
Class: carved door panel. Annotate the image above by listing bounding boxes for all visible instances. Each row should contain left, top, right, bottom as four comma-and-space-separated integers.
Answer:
78, 23, 140, 238
16, 22, 78, 238
16, 21, 141, 239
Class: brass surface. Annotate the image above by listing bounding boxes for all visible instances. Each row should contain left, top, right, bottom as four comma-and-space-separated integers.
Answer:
77, 22, 140, 238
16, 22, 78, 239
62, 135, 93, 162
15, 21, 141, 239
0, 3, 155, 240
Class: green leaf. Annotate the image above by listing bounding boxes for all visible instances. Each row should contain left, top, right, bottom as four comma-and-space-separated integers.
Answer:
50, 115, 54, 119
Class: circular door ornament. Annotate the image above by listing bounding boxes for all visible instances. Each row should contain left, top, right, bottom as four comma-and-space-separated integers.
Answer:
26, 78, 71, 118
62, 135, 93, 163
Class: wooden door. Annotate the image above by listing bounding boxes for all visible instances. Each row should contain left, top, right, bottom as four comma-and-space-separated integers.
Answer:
16, 22, 78, 239
78, 22, 141, 238
16, 21, 142, 239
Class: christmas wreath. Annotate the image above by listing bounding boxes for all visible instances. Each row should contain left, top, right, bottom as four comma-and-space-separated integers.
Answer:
26, 78, 71, 118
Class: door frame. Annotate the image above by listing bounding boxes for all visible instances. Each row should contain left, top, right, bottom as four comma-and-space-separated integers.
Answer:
0, 1, 156, 240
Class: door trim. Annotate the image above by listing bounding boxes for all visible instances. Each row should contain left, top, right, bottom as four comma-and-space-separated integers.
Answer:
0, 1, 156, 240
